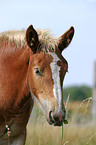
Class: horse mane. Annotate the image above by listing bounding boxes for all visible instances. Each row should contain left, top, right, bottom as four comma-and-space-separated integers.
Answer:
0, 29, 59, 52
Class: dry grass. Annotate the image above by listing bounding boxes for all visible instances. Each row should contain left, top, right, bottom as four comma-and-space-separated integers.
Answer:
26, 98, 96, 145
26, 123, 96, 145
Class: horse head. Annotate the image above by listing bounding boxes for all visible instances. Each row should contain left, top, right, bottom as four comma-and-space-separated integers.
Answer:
26, 25, 74, 126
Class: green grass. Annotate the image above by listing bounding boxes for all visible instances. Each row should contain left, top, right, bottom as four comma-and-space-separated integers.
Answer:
26, 99, 96, 145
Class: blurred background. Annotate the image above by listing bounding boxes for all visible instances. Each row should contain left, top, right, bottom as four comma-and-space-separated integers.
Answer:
0, 0, 96, 144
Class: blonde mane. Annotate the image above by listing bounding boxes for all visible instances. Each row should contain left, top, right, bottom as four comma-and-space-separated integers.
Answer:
0, 29, 59, 52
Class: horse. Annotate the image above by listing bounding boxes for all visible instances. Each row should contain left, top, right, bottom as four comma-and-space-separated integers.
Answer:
0, 25, 74, 145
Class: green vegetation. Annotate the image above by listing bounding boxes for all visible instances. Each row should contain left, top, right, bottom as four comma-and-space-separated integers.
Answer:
63, 85, 92, 101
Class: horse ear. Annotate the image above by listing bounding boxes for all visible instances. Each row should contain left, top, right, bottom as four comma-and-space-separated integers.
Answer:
26, 25, 39, 53
58, 26, 74, 52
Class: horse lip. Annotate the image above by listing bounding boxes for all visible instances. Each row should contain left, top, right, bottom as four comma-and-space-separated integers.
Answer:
47, 120, 63, 126
53, 118, 64, 126
54, 121, 63, 126
47, 117, 63, 127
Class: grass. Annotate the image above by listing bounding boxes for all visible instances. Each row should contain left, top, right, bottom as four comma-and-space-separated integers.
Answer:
26, 98, 96, 145
26, 124, 96, 145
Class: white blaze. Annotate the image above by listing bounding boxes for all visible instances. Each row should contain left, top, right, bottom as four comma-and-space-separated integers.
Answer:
50, 52, 63, 109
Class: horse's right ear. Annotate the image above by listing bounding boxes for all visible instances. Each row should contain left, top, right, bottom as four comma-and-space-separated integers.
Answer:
26, 25, 39, 53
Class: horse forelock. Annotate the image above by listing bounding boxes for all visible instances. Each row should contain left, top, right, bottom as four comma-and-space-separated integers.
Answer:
0, 29, 59, 52
37, 29, 59, 52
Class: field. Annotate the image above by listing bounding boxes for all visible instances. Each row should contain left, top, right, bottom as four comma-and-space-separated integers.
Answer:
26, 99, 96, 145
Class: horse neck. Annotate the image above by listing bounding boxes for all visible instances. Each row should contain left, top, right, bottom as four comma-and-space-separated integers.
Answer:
0, 44, 31, 111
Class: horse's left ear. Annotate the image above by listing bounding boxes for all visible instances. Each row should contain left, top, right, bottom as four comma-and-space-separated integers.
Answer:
58, 26, 75, 52
26, 25, 39, 53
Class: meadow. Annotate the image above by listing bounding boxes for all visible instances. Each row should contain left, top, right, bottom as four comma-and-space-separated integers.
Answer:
26, 98, 96, 145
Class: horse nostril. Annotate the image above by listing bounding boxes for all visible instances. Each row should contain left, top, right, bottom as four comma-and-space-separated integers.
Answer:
49, 111, 54, 124
49, 111, 52, 119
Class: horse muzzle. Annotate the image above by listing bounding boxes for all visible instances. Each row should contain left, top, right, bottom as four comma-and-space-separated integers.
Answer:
48, 109, 66, 126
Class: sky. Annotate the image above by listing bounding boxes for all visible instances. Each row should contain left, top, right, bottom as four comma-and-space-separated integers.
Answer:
0, 0, 96, 87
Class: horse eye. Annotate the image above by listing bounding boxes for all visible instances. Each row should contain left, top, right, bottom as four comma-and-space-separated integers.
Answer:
34, 68, 41, 75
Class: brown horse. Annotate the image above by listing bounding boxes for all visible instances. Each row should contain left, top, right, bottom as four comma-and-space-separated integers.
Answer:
0, 25, 74, 145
